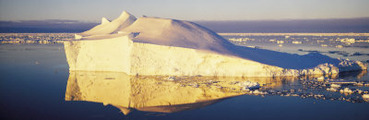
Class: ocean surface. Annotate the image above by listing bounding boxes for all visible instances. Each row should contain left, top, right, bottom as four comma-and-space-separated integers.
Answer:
1, 33, 369, 120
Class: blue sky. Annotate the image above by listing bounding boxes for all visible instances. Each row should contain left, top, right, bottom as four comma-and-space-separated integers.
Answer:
1, 0, 369, 21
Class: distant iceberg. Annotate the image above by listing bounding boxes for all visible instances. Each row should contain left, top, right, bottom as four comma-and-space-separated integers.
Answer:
64, 11, 367, 77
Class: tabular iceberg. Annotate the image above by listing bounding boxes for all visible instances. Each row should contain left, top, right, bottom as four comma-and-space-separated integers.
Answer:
64, 11, 367, 77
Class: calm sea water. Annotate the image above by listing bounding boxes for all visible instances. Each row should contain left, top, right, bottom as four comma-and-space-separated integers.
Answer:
0, 33, 369, 120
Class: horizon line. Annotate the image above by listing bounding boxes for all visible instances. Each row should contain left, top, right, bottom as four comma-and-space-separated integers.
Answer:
1, 16, 369, 23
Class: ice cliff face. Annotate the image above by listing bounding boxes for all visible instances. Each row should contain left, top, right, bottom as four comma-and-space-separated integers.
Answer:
65, 11, 367, 77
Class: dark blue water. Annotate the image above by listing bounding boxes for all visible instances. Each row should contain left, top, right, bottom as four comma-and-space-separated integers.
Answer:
0, 44, 369, 120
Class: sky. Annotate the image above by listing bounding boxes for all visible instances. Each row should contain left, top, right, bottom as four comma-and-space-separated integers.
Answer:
1, 0, 369, 22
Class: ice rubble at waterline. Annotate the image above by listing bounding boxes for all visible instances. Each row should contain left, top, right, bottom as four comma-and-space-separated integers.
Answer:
64, 11, 367, 77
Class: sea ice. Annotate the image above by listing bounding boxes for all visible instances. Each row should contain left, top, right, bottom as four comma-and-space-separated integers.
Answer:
363, 94, 369, 102
292, 41, 302, 44
326, 83, 341, 92
252, 90, 267, 95
340, 88, 353, 95
330, 84, 341, 88
238, 81, 260, 90
326, 87, 338, 92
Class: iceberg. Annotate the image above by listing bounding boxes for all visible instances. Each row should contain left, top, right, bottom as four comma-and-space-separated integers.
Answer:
64, 11, 367, 77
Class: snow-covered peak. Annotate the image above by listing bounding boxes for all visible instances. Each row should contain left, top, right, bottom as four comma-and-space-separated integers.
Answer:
101, 17, 110, 25
118, 11, 133, 20
76, 11, 136, 37
114, 11, 137, 33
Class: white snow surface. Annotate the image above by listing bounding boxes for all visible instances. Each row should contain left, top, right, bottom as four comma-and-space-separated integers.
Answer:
65, 11, 367, 77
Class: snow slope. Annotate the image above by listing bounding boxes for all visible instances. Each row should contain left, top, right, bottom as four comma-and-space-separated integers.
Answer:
64, 11, 367, 77
118, 17, 234, 54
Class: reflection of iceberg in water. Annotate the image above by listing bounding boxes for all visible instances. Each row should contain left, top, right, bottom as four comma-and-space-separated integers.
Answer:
65, 71, 369, 115
65, 71, 279, 114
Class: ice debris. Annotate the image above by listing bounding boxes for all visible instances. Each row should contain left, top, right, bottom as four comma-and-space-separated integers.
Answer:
340, 88, 353, 95
363, 94, 369, 102
326, 87, 338, 92
326, 83, 341, 92
330, 84, 341, 88
238, 81, 260, 90
252, 90, 267, 95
